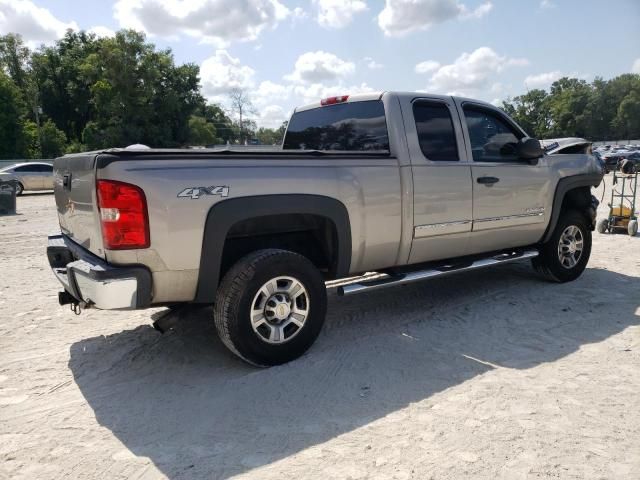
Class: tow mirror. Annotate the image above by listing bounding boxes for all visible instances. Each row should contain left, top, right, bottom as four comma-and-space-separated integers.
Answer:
516, 137, 544, 163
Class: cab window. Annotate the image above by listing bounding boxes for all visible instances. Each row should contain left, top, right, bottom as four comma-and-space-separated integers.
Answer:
413, 101, 459, 161
463, 106, 523, 162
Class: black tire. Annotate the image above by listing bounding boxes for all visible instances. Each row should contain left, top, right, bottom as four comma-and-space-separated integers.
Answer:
532, 209, 592, 282
213, 249, 327, 366
15, 182, 24, 196
596, 218, 609, 234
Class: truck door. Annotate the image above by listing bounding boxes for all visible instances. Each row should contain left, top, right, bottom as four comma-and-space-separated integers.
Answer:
455, 100, 552, 253
402, 97, 473, 264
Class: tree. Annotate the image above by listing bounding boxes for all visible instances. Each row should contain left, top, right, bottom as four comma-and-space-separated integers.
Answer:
39, 119, 67, 158
187, 115, 217, 145
228, 88, 256, 144
0, 71, 26, 159
0, 34, 31, 93
502, 89, 551, 138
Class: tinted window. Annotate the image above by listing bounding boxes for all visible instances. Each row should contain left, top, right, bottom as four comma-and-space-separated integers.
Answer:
37, 164, 53, 172
14, 165, 38, 172
283, 101, 389, 151
463, 106, 523, 162
413, 102, 459, 161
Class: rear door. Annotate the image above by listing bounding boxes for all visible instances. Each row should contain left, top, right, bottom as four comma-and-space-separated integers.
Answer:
456, 101, 552, 253
38, 163, 54, 189
403, 96, 473, 263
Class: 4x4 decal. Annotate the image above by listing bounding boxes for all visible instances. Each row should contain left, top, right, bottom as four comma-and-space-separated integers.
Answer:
178, 186, 229, 199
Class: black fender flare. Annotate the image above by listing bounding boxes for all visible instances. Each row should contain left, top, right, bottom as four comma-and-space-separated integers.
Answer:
541, 173, 603, 243
194, 194, 352, 303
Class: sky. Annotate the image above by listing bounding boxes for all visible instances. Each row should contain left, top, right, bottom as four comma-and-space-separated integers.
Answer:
1, 0, 639, 128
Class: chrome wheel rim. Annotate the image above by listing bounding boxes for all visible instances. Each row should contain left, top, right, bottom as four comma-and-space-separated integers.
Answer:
15, 183, 22, 195
250, 276, 309, 344
557, 225, 584, 269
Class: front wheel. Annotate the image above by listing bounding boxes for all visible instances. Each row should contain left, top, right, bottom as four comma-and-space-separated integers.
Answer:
532, 209, 592, 282
629, 220, 638, 237
213, 249, 327, 366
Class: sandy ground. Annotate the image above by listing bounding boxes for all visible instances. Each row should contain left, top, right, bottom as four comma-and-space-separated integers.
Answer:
0, 176, 639, 480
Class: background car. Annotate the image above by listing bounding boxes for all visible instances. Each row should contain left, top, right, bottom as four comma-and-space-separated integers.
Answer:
0, 162, 54, 195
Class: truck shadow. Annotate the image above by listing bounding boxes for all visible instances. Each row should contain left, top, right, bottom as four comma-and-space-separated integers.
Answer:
68, 264, 639, 479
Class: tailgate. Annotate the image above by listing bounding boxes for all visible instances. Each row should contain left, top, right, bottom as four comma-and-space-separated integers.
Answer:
53, 153, 105, 258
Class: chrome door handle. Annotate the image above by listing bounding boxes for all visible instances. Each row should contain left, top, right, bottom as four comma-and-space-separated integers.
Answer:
477, 176, 499, 185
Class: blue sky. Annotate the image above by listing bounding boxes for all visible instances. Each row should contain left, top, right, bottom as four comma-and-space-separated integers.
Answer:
1, 0, 639, 127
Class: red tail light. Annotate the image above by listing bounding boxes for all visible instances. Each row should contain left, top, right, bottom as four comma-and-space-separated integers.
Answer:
97, 180, 150, 249
321, 95, 349, 106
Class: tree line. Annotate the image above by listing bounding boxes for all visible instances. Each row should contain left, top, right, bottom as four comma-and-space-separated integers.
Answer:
0, 30, 286, 160
501, 75, 640, 141
1, 29, 639, 160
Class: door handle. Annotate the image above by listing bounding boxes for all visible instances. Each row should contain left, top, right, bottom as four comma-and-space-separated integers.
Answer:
477, 176, 500, 185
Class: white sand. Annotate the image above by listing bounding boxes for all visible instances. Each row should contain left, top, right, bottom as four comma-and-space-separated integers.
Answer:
1, 176, 638, 479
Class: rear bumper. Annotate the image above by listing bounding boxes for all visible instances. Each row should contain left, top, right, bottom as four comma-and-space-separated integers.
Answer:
47, 234, 152, 309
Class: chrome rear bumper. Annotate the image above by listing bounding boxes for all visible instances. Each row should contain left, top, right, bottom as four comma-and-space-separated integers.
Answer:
47, 234, 152, 310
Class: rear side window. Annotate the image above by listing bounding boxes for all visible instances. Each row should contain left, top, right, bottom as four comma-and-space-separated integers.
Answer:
14, 165, 38, 172
283, 101, 389, 151
413, 101, 459, 161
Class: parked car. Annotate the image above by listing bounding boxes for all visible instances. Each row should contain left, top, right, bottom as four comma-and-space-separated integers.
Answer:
47, 91, 603, 366
0, 162, 54, 195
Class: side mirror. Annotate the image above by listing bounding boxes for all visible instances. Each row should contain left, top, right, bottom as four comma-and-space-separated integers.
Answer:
516, 137, 544, 162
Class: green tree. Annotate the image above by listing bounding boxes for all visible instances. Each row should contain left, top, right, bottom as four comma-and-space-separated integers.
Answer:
502, 89, 551, 138
613, 91, 640, 139
0, 71, 26, 159
39, 119, 67, 158
187, 115, 217, 145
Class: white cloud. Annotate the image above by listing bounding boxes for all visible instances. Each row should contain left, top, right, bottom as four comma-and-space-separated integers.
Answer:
258, 104, 288, 128
632, 58, 640, 74
200, 50, 256, 101
415, 60, 440, 74
114, 0, 290, 46
364, 57, 384, 69
540, 0, 555, 8
524, 71, 563, 89
424, 47, 528, 96
0, 0, 78, 45
315, 0, 367, 28
285, 51, 355, 84
88, 26, 116, 38
254, 80, 291, 107
378, 0, 492, 37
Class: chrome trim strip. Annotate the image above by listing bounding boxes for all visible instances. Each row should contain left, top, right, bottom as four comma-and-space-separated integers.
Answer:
474, 211, 544, 223
414, 220, 471, 238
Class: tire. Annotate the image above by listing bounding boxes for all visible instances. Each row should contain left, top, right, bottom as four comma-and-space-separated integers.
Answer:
596, 218, 609, 234
532, 209, 592, 283
15, 182, 24, 196
629, 220, 638, 237
213, 249, 327, 366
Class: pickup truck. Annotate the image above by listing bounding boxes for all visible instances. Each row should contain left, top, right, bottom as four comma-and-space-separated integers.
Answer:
47, 91, 603, 366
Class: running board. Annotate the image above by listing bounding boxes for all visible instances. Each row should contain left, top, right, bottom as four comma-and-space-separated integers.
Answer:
337, 249, 539, 296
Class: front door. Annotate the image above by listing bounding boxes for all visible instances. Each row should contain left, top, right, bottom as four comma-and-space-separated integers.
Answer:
456, 101, 553, 254
403, 97, 473, 264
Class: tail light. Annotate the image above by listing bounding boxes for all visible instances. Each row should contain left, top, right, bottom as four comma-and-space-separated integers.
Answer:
97, 179, 150, 249
321, 95, 349, 106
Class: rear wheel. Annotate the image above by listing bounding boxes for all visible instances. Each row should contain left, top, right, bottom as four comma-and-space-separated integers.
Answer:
213, 249, 327, 366
15, 182, 24, 196
629, 220, 638, 237
532, 209, 592, 282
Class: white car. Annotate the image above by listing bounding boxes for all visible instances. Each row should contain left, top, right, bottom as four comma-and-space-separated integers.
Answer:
0, 162, 54, 195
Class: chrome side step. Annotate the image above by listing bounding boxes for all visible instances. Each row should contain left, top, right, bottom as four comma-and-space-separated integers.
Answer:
337, 249, 539, 296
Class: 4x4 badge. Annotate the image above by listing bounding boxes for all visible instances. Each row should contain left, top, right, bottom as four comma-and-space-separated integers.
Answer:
178, 186, 229, 199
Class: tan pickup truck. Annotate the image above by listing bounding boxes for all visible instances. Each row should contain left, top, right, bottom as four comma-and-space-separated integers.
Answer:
47, 91, 603, 366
